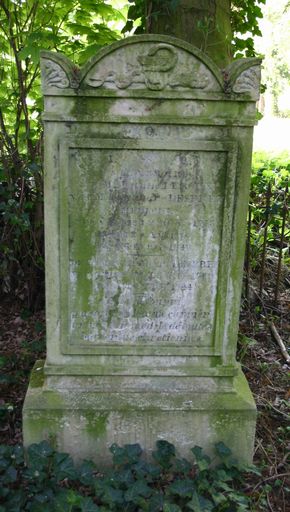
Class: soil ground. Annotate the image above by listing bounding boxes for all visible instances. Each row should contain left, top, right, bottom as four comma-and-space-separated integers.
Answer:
0, 283, 289, 511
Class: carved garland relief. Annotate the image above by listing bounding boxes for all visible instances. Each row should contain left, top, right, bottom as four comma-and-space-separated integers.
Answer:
85, 44, 210, 91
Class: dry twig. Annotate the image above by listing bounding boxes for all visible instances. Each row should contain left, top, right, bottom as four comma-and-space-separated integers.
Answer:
253, 472, 290, 491
269, 322, 290, 364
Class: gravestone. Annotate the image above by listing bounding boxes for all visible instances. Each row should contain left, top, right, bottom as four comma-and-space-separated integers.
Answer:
23, 35, 261, 464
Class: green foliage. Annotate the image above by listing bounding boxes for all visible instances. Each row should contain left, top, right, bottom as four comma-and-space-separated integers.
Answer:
248, 151, 290, 269
0, 0, 268, 305
0, 0, 123, 155
251, 151, 290, 189
237, 335, 257, 362
231, 0, 266, 58
0, 0, 126, 304
123, 0, 266, 58
0, 318, 45, 432
0, 439, 260, 511
123, 0, 179, 34
259, 1, 290, 117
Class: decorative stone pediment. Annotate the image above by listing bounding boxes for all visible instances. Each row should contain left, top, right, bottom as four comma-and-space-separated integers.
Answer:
40, 35, 261, 99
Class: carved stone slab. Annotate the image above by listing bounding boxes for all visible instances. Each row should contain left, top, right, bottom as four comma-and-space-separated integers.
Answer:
24, 35, 261, 465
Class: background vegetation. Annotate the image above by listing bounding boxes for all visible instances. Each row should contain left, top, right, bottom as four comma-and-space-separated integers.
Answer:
255, 0, 290, 117
0, 0, 268, 305
0, 2, 289, 511
0, 0, 127, 305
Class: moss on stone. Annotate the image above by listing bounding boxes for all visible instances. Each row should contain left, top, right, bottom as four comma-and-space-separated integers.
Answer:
85, 412, 109, 438
29, 361, 45, 388
108, 286, 122, 326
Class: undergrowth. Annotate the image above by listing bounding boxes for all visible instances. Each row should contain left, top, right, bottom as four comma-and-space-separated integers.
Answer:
249, 151, 289, 271
0, 439, 261, 512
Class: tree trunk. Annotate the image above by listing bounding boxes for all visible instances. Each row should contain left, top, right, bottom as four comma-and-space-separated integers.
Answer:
149, 0, 232, 68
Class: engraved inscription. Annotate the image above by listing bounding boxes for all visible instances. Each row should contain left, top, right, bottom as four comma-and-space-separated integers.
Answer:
67, 147, 227, 346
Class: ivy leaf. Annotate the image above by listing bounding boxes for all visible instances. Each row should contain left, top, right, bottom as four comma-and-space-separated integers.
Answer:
4, 489, 28, 511
213, 468, 233, 482
52, 452, 78, 481
78, 460, 97, 486
187, 491, 214, 511
174, 457, 192, 474
109, 468, 134, 488
124, 479, 152, 502
30, 490, 54, 504
147, 492, 164, 512
152, 440, 176, 469
27, 441, 53, 469
110, 443, 142, 466
245, 465, 262, 476
216, 481, 234, 492
168, 478, 195, 498
214, 442, 232, 459
133, 459, 161, 480
163, 503, 183, 512
80, 496, 100, 511
191, 446, 210, 471
0, 447, 11, 470
211, 491, 228, 506
1, 465, 17, 484
51, 489, 81, 511
101, 486, 124, 507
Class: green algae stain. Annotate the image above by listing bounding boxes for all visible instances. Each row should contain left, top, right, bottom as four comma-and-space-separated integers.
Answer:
107, 285, 122, 326
29, 360, 45, 388
85, 412, 109, 438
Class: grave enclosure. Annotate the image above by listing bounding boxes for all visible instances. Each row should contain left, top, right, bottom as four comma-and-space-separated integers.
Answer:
23, 35, 261, 463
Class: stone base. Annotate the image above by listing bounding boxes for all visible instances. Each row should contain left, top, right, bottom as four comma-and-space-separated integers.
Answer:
23, 361, 256, 465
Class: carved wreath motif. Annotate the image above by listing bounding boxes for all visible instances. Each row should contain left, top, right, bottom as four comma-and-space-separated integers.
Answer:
85, 44, 209, 91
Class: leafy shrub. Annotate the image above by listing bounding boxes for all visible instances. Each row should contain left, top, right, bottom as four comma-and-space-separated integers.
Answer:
251, 151, 290, 193
0, 439, 260, 511
248, 151, 290, 270
0, 162, 44, 306
0, 0, 125, 307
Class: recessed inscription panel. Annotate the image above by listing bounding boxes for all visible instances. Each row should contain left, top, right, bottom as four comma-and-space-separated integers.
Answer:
63, 143, 228, 347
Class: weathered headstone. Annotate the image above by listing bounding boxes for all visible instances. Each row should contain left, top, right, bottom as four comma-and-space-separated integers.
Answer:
23, 35, 261, 463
